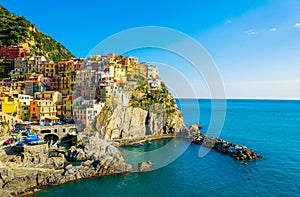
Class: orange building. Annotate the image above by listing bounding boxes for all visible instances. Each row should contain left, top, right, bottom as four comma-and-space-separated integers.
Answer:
29, 100, 41, 122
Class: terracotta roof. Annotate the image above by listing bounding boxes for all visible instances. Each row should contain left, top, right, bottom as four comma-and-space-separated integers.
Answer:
64, 95, 73, 101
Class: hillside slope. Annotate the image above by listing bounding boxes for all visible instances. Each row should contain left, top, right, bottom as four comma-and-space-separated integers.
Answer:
0, 5, 73, 62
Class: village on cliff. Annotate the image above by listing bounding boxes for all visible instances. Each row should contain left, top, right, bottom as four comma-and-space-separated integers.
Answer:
0, 45, 162, 148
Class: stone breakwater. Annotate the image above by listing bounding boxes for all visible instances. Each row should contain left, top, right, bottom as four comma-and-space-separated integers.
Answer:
192, 133, 262, 161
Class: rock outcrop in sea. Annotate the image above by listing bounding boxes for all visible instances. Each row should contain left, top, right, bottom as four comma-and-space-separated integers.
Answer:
192, 133, 262, 160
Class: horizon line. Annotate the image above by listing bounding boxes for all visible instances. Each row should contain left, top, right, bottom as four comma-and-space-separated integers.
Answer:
174, 97, 300, 101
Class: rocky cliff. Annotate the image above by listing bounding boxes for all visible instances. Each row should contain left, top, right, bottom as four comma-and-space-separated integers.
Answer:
87, 82, 198, 143
0, 132, 131, 196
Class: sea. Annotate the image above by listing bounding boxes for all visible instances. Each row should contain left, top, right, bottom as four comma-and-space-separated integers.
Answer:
33, 99, 300, 197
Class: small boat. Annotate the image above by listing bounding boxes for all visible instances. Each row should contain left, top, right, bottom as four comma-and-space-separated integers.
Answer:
16, 141, 24, 147
28, 141, 46, 145
139, 143, 144, 146
147, 141, 153, 145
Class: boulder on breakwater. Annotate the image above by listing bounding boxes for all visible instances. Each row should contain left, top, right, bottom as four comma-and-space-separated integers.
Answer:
192, 133, 262, 161
138, 161, 153, 172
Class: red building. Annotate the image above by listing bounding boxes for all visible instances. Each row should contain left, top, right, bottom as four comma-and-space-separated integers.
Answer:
0, 46, 30, 59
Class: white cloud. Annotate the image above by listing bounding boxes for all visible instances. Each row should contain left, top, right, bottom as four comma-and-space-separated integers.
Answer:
245, 29, 257, 35
294, 23, 300, 28
269, 28, 277, 32
225, 20, 232, 24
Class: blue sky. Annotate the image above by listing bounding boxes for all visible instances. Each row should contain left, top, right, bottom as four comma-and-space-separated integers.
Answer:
1, 0, 300, 99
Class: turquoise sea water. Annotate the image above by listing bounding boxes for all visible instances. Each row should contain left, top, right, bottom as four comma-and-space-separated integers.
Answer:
33, 99, 300, 197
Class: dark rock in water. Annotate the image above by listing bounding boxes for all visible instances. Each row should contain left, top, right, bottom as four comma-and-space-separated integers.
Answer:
138, 161, 153, 172
192, 132, 261, 161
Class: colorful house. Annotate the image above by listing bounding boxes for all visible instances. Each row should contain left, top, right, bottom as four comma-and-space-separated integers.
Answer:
39, 100, 57, 122
124, 56, 138, 67
74, 58, 86, 70
29, 100, 41, 122
56, 103, 65, 119
133, 63, 148, 78
1, 96, 19, 115
58, 59, 74, 72
29, 99, 57, 122
114, 63, 126, 80
75, 70, 96, 99
34, 91, 62, 104
18, 94, 32, 120
73, 99, 104, 128
0, 46, 30, 59
64, 95, 73, 120
147, 79, 162, 91
43, 61, 57, 78
59, 71, 76, 95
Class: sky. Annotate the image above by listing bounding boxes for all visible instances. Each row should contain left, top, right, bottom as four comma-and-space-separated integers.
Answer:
1, 0, 300, 99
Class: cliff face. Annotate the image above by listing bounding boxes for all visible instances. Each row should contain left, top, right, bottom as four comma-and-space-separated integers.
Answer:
88, 83, 192, 142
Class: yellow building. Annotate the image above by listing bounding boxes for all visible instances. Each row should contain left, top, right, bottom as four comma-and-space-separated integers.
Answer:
114, 63, 126, 80
64, 95, 73, 120
56, 103, 64, 118
44, 61, 57, 78
58, 60, 76, 95
124, 57, 138, 67
1, 97, 19, 116
58, 60, 74, 72
134, 64, 147, 78
59, 71, 76, 95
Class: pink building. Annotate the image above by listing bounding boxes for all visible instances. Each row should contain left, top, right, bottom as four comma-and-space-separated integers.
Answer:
107, 53, 115, 59
0, 46, 30, 59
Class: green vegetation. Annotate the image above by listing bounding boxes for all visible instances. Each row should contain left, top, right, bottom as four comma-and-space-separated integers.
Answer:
0, 59, 13, 78
129, 82, 177, 116
0, 5, 73, 63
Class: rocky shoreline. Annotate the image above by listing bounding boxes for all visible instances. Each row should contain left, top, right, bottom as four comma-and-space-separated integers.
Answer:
0, 129, 262, 196
192, 133, 262, 160
0, 132, 131, 197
